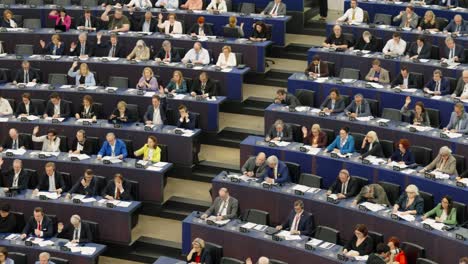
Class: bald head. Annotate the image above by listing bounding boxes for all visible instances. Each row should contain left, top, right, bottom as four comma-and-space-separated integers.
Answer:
463, 70, 468, 84
258, 257, 270, 264
256, 152, 266, 166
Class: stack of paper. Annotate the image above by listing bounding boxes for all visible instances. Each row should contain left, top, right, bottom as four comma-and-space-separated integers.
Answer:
356, 116, 373, 122
105, 87, 118, 92
432, 171, 450, 180
342, 79, 355, 83
4, 148, 27, 156
306, 238, 323, 247
59, 85, 72, 89
240, 222, 257, 230
458, 178, 468, 185
354, 256, 369, 261
375, 118, 390, 124
5, 234, 20, 240
421, 218, 446, 231
254, 224, 268, 231
45, 117, 65, 122
72, 195, 96, 203
102, 156, 122, 164
76, 119, 94, 123
328, 194, 338, 200
85, 86, 99, 90
80, 247, 97, 255
206, 216, 230, 225
395, 212, 415, 222
0, 118, 9, 122
69, 154, 90, 160
368, 82, 384, 89
37, 192, 60, 199
408, 125, 432, 132
144, 92, 156, 97
146, 166, 162, 172
277, 230, 301, 241
364, 155, 386, 165
295, 106, 310, 112
319, 242, 335, 249
39, 151, 60, 157
292, 184, 310, 193
24, 115, 40, 121
442, 132, 463, 139
38, 240, 55, 247
116, 201, 132, 207
401, 169, 416, 175
388, 161, 407, 169
359, 202, 386, 212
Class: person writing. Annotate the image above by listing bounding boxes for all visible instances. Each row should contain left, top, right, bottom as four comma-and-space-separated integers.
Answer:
423, 195, 457, 225
134, 136, 161, 162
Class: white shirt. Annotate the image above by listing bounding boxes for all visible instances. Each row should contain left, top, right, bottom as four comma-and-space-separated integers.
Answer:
217, 197, 229, 216
114, 186, 125, 198
0, 98, 13, 115
216, 52, 237, 67
183, 48, 210, 64
206, 0, 227, 12
158, 20, 183, 34
155, 0, 179, 9
341, 179, 349, 194
110, 143, 116, 156
440, 210, 448, 221
152, 107, 163, 125
291, 211, 303, 231
32, 135, 61, 152
12, 170, 21, 187
461, 83, 468, 97
24, 103, 30, 115
77, 141, 84, 152
127, 0, 152, 8
8, 19, 17, 28
73, 225, 82, 241
403, 76, 409, 87
382, 39, 407, 56
337, 7, 364, 23
48, 174, 56, 192
53, 103, 60, 116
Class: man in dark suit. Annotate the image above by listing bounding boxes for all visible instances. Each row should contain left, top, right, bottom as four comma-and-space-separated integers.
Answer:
0, 204, 17, 233
344, 94, 372, 117
44, 92, 72, 118
265, 119, 293, 142
406, 36, 431, 60
176, 104, 197, 129
155, 40, 181, 63
0, 128, 30, 151
451, 70, 468, 98
21, 207, 54, 238
0, 159, 29, 191
202, 188, 239, 220
70, 130, 95, 155
424, 69, 450, 95
326, 169, 360, 199
76, 9, 100, 31
34, 162, 66, 194
95, 32, 126, 58
189, 16, 213, 36
190, 72, 218, 97
67, 169, 98, 198
137, 11, 158, 32
15, 93, 38, 117
305, 55, 329, 78
367, 243, 390, 264
441, 36, 465, 63
102, 173, 133, 201
144, 95, 167, 126
443, 15, 467, 33
390, 66, 418, 89
275, 200, 314, 236
69, 32, 94, 57
241, 152, 267, 178
274, 89, 301, 107
57, 215, 93, 243
262, 155, 290, 184
261, 0, 287, 16
13, 60, 40, 84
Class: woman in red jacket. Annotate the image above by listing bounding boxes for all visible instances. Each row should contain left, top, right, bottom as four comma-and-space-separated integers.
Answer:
387, 237, 407, 264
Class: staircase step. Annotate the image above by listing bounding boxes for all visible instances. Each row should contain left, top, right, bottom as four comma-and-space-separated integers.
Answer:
164, 196, 211, 212
159, 208, 193, 221
203, 126, 263, 147
245, 70, 294, 87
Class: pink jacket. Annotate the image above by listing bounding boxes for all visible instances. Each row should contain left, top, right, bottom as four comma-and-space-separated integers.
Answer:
48, 14, 71, 31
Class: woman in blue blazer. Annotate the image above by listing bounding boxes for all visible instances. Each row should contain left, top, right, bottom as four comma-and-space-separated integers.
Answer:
393, 184, 425, 215
324, 127, 355, 154
67, 62, 96, 86
39, 34, 65, 55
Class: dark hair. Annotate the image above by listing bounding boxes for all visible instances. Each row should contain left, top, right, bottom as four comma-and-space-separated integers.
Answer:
312, 55, 321, 62
400, 66, 408, 72
375, 243, 390, 254
83, 95, 93, 105
276, 89, 287, 96
254, 21, 267, 33
406, 5, 414, 11
152, 94, 161, 101
84, 9, 91, 13
22, 92, 31, 100
84, 169, 94, 176
417, 35, 425, 43
355, 224, 368, 236
178, 104, 187, 111
47, 128, 57, 136
0, 203, 10, 212
388, 236, 401, 248
34, 207, 44, 214
340, 126, 350, 134
442, 195, 454, 215
114, 173, 124, 181
329, 88, 341, 100
59, 8, 67, 15
460, 257, 468, 264
393, 32, 401, 38
414, 101, 426, 113
0, 247, 8, 258
49, 92, 61, 99
294, 200, 304, 209
148, 135, 158, 146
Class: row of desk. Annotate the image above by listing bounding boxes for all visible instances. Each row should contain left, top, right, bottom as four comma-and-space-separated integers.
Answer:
0, 83, 225, 133
0, 5, 291, 46
153, 256, 184, 264
0, 28, 271, 73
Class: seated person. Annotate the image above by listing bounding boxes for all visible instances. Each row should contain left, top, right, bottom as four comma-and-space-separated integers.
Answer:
250, 21, 269, 42
324, 126, 355, 154
326, 169, 359, 199
406, 36, 431, 60
137, 67, 161, 91
442, 36, 465, 63
423, 195, 457, 225
320, 88, 346, 114
39, 34, 65, 55
336, 0, 364, 24
15, 93, 37, 117
444, 102, 468, 133
387, 237, 407, 264
206, 0, 228, 12
76, 95, 98, 120
274, 89, 301, 107
352, 184, 391, 206
109, 101, 137, 123
353, 31, 378, 52
57, 215, 93, 243
44, 92, 71, 118
70, 129, 95, 155
275, 200, 314, 236
0, 204, 17, 233
400, 97, 430, 126
155, 0, 179, 9
144, 95, 167, 126
32, 127, 61, 152
393, 184, 424, 215
182, 42, 210, 65
157, 13, 183, 34
216, 45, 237, 68
322, 24, 349, 50
261, 0, 287, 16
226, 16, 245, 37
438, 0, 458, 7
189, 16, 213, 36
187, 238, 212, 264
67, 62, 96, 86
76, 9, 100, 31
155, 40, 181, 63
48, 9, 72, 31
96, 32, 125, 58
419, 146, 458, 176
246, 257, 269, 264
344, 94, 371, 117
0, 96, 12, 116
165, 70, 188, 94
134, 136, 161, 162
451, 70, 468, 99
13, 60, 40, 84
191, 72, 218, 97
382, 32, 407, 56
0, 128, 30, 151
423, 69, 450, 95
305, 55, 329, 78
241, 152, 267, 178
261, 155, 290, 184
342, 224, 374, 257
389, 139, 416, 165
127, 40, 150, 61
368, 243, 391, 264
181, 0, 203, 10
100, 6, 130, 32
393, 5, 419, 29
360, 131, 384, 158
417, 11, 439, 31
97, 132, 128, 160
34, 162, 66, 194
0, 159, 29, 191
102, 174, 133, 201
365, 59, 390, 83
390, 66, 419, 89
443, 15, 467, 34
302, 124, 327, 148
101, 0, 126, 7
1, 10, 18, 28
176, 105, 197, 129
134, 11, 157, 32
67, 169, 98, 197
69, 32, 94, 57
265, 119, 292, 142
21, 207, 54, 239
126, 0, 152, 8
201, 187, 239, 220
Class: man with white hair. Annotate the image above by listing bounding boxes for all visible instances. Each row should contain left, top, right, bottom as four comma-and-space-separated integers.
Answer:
344, 94, 371, 117
265, 119, 293, 142
69, 32, 94, 57
0, 128, 30, 151
444, 14, 467, 33
246, 256, 270, 264
261, 155, 290, 184
182, 42, 210, 65
444, 103, 468, 134
452, 70, 468, 99
57, 214, 93, 243
97, 133, 128, 160
241, 152, 267, 178
0, 158, 29, 191
442, 36, 465, 63
36, 252, 55, 264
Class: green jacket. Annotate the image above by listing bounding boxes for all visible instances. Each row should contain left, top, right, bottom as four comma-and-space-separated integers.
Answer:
424, 203, 457, 225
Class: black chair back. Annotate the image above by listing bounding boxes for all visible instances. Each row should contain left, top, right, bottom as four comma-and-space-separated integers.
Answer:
82, 220, 99, 242
430, 45, 439, 60
322, 128, 335, 145
366, 98, 380, 116
368, 230, 384, 250
352, 176, 369, 190
378, 181, 401, 205
126, 103, 140, 122
416, 258, 438, 264
411, 72, 424, 88
48, 73, 68, 86
31, 99, 46, 115
401, 242, 425, 264
382, 108, 401, 122
61, 172, 72, 192
86, 136, 100, 155
323, 61, 335, 77
452, 201, 467, 226
58, 135, 68, 152
339, 68, 360, 80
6, 98, 16, 112
122, 139, 134, 158
380, 139, 394, 158
8, 252, 27, 264
24, 168, 38, 189
409, 146, 432, 167
173, 47, 186, 58
314, 225, 340, 244
22, 19, 41, 29
419, 191, 434, 213
108, 76, 129, 88
94, 175, 106, 196
244, 209, 270, 225
239, 2, 255, 14
373, 13, 392, 25
286, 123, 303, 143
425, 108, 440, 128
49, 257, 69, 264
221, 257, 244, 264
10, 211, 26, 233
19, 133, 33, 149
295, 89, 315, 107
45, 214, 58, 234
453, 154, 465, 175
158, 144, 168, 162
223, 26, 240, 38
299, 173, 323, 188
0, 68, 11, 82
127, 179, 139, 201
284, 161, 300, 183
447, 77, 458, 94
350, 132, 365, 152
205, 242, 223, 264
15, 44, 34, 55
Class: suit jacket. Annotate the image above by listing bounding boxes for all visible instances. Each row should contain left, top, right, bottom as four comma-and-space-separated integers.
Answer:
15, 102, 38, 116
452, 77, 468, 97
425, 154, 458, 176
365, 68, 390, 84
188, 249, 212, 264
281, 210, 315, 237
69, 41, 95, 57
177, 112, 197, 129
262, 161, 290, 184
2, 136, 30, 150
390, 149, 415, 165
37, 172, 67, 192
303, 131, 327, 147
102, 180, 133, 201
143, 104, 168, 124
393, 12, 419, 28
425, 203, 457, 225
2, 169, 29, 190
70, 138, 95, 155
155, 48, 181, 62
77, 104, 100, 119
354, 36, 378, 52
437, 0, 459, 6
424, 77, 450, 95
355, 184, 391, 206
76, 15, 100, 29
360, 141, 384, 158
344, 100, 372, 117
446, 112, 468, 133
23, 215, 54, 238
188, 24, 213, 36
14, 69, 41, 83
390, 73, 418, 88
400, 106, 431, 126
304, 61, 329, 77
98, 139, 128, 158
241, 157, 267, 176
278, 94, 301, 107
109, 108, 137, 123
191, 79, 218, 96
45, 100, 71, 117
42, 42, 66, 55
138, 18, 158, 32
320, 97, 346, 113
326, 135, 355, 154
444, 20, 468, 33
366, 254, 387, 264
96, 41, 126, 58
57, 222, 93, 243
69, 177, 98, 196
442, 44, 465, 63
395, 194, 425, 215
266, 124, 293, 142
204, 196, 239, 220
406, 42, 431, 59
328, 176, 360, 198
262, 1, 287, 15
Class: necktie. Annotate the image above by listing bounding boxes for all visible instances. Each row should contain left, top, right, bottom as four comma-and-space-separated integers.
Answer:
73, 228, 79, 240
52, 46, 57, 55
201, 83, 206, 93
166, 52, 170, 59
292, 214, 300, 231
315, 65, 318, 73
270, 4, 278, 15
357, 105, 360, 114
25, 71, 29, 83
341, 182, 348, 194
436, 81, 440, 92
450, 48, 454, 59
195, 51, 200, 61
37, 221, 41, 232
86, 18, 90, 28
109, 45, 115, 57
456, 25, 460, 32
12, 139, 17, 149
13, 174, 18, 187
81, 44, 85, 55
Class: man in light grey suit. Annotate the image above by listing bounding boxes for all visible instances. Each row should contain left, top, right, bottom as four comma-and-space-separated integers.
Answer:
202, 188, 239, 220
261, 0, 286, 16
393, 5, 419, 29
451, 70, 468, 99
241, 152, 267, 178
444, 103, 468, 134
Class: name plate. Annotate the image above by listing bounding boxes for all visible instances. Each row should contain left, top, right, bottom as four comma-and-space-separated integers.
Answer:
456, 181, 466, 187
60, 246, 71, 251
409, 127, 417, 133
440, 133, 449, 139
294, 190, 305, 196
330, 152, 339, 158
423, 223, 433, 230
358, 204, 369, 211
390, 213, 399, 220
70, 157, 79, 162
206, 219, 216, 226
305, 244, 316, 251
51, 118, 60, 124
268, 142, 277, 147
77, 86, 85, 91
38, 154, 47, 159
456, 233, 466, 241
107, 89, 116, 94
239, 226, 250, 233
424, 172, 435, 180
393, 166, 402, 171
72, 198, 82, 204
272, 234, 283, 241
82, 120, 91, 126
327, 197, 339, 204
103, 160, 111, 165
106, 202, 115, 208
20, 117, 28, 122
17, 84, 26, 89
318, 111, 326, 117
39, 195, 49, 200
362, 159, 370, 165
262, 183, 273, 189
299, 146, 308, 152
348, 116, 356, 121
113, 123, 121, 128
174, 129, 184, 135
137, 89, 145, 95
25, 241, 33, 246
379, 122, 388, 127
337, 253, 349, 261
230, 177, 240, 183
5, 152, 14, 157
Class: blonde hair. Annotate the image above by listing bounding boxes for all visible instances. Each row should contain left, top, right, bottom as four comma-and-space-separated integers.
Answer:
228, 16, 237, 27
366, 131, 379, 142
438, 146, 452, 156
79, 63, 90, 76
172, 70, 183, 85
424, 10, 436, 24
142, 67, 153, 77
311, 124, 321, 133
117, 101, 127, 110
405, 184, 419, 196
222, 45, 231, 53
51, 34, 61, 43
192, 238, 205, 249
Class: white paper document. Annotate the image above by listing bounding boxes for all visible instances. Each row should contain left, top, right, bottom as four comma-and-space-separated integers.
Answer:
306, 238, 323, 247
38, 240, 55, 247
356, 116, 373, 122
45, 117, 65, 122
4, 148, 27, 156
69, 154, 90, 160
116, 201, 132, 207
431, 171, 450, 180
240, 222, 257, 230
442, 132, 463, 139
408, 125, 432, 132
277, 230, 301, 241
395, 212, 415, 222
319, 242, 335, 249
292, 184, 310, 193
421, 218, 446, 231
102, 156, 123, 164
359, 202, 386, 212
206, 216, 230, 225
37, 192, 60, 200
